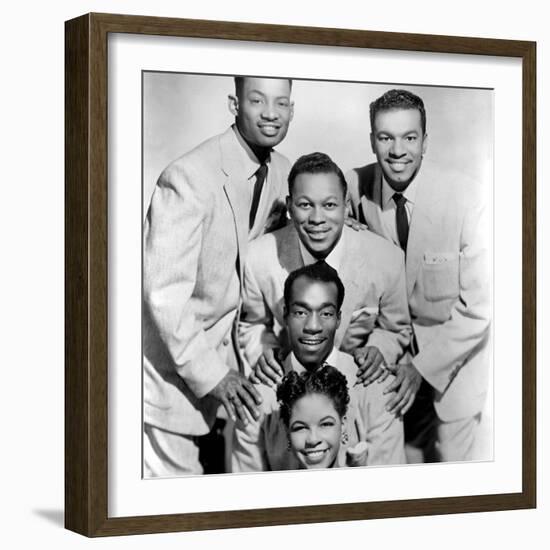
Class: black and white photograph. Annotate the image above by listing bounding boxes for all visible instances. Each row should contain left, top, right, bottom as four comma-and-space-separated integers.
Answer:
142, 72, 493, 478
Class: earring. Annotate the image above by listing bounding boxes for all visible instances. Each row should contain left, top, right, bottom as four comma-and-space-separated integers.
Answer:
287, 438, 291, 452
341, 431, 349, 446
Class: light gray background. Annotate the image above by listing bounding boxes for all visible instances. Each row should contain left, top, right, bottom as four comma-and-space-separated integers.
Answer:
3, 1, 546, 549
144, 74, 493, 210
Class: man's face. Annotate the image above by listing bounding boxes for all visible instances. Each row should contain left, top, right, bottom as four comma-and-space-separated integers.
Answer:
285, 276, 340, 369
287, 172, 346, 259
370, 108, 428, 192
229, 78, 293, 149
288, 393, 343, 469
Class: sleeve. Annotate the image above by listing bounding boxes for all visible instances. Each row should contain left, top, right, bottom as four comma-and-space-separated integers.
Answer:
363, 248, 412, 365
412, 199, 491, 394
238, 253, 280, 370
231, 407, 270, 472
345, 169, 362, 222
355, 382, 406, 465
143, 164, 228, 399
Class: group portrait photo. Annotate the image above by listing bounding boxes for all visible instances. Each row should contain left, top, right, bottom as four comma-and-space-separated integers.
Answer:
141, 71, 493, 479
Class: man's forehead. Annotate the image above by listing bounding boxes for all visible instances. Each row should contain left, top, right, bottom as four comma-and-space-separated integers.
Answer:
374, 107, 423, 128
290, 277, 338, 305
240, 77, 291, 95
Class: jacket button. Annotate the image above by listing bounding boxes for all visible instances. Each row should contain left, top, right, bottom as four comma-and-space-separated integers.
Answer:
223, 338, 230, 346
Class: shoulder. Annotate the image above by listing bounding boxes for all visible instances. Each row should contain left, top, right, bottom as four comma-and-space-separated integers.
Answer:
157, 131, 225, 191
345, 226, 404, 266
247, 225, 296, 266
333, 350, 358, 388
345, 163, 378, 198
271, 149, 292, 171
420, 160, 483, 209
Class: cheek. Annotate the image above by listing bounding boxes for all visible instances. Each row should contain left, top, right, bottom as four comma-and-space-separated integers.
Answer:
289, 432, 305, 450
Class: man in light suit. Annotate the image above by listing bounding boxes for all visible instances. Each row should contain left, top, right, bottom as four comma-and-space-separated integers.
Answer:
143, 76, 294, 476
240, 152, 411, 386
346, 89, 491, 462
233, 262, 406, 472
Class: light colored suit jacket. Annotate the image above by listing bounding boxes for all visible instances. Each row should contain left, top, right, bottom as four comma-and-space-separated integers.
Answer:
143, 126, 290, 435
232, 349, 406, 471
239, 224, 411, 370
346, 161, 491, 421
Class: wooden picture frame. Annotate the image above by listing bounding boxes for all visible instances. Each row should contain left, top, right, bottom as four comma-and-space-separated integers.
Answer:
65, 12, 536, 537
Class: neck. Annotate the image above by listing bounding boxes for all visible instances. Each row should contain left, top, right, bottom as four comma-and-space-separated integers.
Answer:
235, 125, 271, 163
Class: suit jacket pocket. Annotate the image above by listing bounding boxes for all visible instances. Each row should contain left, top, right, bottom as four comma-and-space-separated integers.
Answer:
422, 252, 459, 301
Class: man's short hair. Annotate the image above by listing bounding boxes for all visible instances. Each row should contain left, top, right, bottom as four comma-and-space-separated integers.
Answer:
370, 89, 427, 135
287, 152, 347, 197
234, 76, 293, 98
283, 261, 345, 312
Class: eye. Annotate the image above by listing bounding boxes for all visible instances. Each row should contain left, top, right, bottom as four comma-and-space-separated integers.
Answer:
324, 202, 337, 209
292, 309, 307, 317
291, 425, 306, 433
277, 100, 290, 108
321, 310, 335, 318
406, 135, 417, 141
378, 136, 391, 142
297, 201, 311, 209
321, 420, 336, 428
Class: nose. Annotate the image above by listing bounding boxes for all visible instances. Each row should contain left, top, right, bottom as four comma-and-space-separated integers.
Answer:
305, 428, 321, 446
304, 312, 322, 334
261, 101, 279, 120
308, 205, 325, 224
389, 138, 406, 157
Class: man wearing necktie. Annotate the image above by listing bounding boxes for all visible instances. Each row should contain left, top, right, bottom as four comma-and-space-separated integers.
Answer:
346, 89, 491, 462
143, 76, 293, 476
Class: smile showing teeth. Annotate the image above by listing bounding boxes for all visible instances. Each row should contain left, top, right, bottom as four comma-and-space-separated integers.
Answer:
300, 338, 324, 345
303, 449, 328, 461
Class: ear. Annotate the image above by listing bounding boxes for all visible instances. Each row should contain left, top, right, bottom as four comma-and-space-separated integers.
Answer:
285, 195, 292, 219
422, 133, 428, 156
336, 310, 342, 329
370, 132, 375, 154
289, 101, 295, 121
228, 94, 239, 117
283, 304, 288, 320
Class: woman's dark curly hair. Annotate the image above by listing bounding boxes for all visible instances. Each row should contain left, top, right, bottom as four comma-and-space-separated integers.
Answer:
276, 365, 350, 427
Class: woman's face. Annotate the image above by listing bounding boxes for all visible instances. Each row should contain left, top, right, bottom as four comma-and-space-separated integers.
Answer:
288, 393, 343, 469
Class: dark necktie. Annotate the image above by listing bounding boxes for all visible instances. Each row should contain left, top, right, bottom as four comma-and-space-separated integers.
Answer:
249, 163, 268, 230
392, 193, 409, 253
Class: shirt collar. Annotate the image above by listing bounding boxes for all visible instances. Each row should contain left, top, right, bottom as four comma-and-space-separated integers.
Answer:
297, 227, 346, 271
381, 170, 420, 210
287, 348, 340, 375
232, 124, 271, 180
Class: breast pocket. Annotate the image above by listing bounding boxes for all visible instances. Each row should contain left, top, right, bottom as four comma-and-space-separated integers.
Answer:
422, 252, 459, 301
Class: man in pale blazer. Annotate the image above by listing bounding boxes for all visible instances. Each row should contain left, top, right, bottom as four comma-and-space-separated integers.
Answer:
143, 77, 294, 476
240, 152, 411, 385
346, 89, 491, 462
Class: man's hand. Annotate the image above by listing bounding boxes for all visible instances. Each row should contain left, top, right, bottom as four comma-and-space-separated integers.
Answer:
353, 346, 389, 386
208, 371, 263, 426
344, 216, 367, 232
383, 363, 423, 416
249, 348, 284, 387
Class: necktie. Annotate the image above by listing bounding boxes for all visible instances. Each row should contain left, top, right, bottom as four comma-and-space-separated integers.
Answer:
392, 193, 409, 253
249, 163, 268, 230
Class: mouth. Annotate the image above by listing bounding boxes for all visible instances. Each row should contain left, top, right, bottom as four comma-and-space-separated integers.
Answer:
298, 337, 326, 348
305, 228, 330, 241
386, 159, 411, 172
301, 448, 330, 463
258, 124, 281, 136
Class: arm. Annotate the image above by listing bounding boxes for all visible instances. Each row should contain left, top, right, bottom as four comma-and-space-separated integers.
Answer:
413, 199, 491, 394
143, 165, 227, 398
356, 382, 406, 465
238, 254, 280, 370
364, 249, 411, 365
231, 414, 270, 472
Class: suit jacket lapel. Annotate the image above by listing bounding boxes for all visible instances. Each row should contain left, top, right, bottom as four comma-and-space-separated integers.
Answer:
220, 129, 249, 285
364, 165, 388, 238
406, 173, 436, 296
336, 229, 362, 331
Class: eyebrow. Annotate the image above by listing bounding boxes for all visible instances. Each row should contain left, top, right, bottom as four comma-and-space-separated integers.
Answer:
290, 301, 337, 309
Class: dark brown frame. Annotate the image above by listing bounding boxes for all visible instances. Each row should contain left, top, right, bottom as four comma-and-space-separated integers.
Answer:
65, 12, 537, 537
